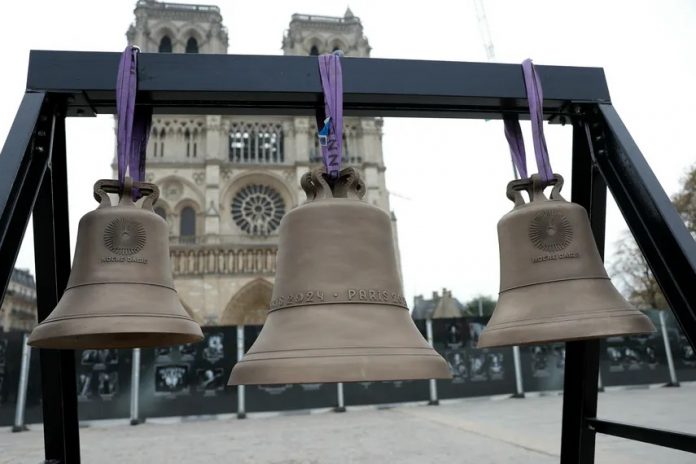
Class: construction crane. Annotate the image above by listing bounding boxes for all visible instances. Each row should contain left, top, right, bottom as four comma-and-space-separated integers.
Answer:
473, 0, 496, 61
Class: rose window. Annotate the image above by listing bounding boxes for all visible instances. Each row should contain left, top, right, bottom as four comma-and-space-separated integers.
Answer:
231, 184, 285, 235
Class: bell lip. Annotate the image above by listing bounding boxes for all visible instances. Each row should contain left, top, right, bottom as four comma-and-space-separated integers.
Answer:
227, 354, 452, 385
476, 312, 656, 348
27, 281, 203, 349
27, 323, 203, 350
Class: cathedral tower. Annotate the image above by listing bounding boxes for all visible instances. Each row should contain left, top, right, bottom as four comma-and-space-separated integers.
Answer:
123, 2, 398, 326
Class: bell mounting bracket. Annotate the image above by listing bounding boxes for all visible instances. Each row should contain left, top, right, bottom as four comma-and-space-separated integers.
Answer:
300, 166, 366, 202
507, 173, 566, 206
93, 177, 160, 209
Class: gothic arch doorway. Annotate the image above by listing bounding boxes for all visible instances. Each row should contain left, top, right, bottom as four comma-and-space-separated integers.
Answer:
221, 278, 273, 326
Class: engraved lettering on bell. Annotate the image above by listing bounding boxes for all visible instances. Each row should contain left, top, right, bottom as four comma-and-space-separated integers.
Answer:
528, 210, 573, 252
104, 217, 146, 255
269, 288, 407, 311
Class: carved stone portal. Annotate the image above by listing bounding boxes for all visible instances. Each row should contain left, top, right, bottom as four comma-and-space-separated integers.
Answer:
221, 278, 273, 326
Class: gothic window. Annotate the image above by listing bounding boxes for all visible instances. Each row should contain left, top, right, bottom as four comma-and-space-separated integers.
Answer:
342, 132, 349, 160
312, 133, 319, 162
231, 184, 285, 236
159, 36, 172, 53
154, 207, 167, 219
310, 45, 319, 56
229, 123, 284, 164
151, 127, 165, 157
159, 128, 166, 157
186, 37, 199, 53
150, 128, 158, 157
185, 129, 191, 157
310, 125, 358, 164
180, 207, 196, 239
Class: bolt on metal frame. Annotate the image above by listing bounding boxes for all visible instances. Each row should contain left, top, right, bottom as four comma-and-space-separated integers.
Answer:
0, 51, 695, 463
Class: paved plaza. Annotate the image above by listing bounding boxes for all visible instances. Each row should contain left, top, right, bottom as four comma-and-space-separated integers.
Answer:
2, 383, 695, 463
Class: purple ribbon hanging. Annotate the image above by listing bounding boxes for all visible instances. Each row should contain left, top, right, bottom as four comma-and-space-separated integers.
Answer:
502, 58, 553, 182
317, 53, 343, 178
116, 46, 152, 198
522, 59, 553, 182
503, 114, 528, 179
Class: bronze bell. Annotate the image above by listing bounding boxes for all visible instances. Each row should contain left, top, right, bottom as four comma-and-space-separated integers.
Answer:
28, 178, 203, 349
229, 167, 451, 385
478, 173, 655, 348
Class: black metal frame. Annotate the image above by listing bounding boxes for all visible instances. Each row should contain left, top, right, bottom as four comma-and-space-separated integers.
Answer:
0, 51, 694, 463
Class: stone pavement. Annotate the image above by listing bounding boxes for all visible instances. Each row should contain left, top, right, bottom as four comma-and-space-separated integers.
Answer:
1, 384, 695, 463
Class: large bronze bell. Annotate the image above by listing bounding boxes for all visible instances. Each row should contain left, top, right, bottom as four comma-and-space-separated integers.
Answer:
28, 178, 203, 349
229, 168, 451, 385
478, 174, 655, 348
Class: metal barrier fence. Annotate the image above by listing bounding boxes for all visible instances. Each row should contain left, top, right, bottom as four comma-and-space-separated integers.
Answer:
2, 309, 693, 428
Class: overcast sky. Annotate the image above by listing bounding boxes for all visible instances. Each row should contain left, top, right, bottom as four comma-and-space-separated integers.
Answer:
1, 0, 694, 305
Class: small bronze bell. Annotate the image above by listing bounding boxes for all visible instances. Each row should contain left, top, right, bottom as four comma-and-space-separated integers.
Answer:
478, 174, 655, 348
28, 178, 203, 349
229, 167, 451, 385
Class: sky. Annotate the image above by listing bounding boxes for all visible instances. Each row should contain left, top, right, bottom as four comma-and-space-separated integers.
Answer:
0, 0, 694, 306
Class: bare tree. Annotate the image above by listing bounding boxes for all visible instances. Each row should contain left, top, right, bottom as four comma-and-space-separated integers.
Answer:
463, 295, 497, 316
671, 166, 696, 236
610, 232, 667, 310
611, 164, 696, 310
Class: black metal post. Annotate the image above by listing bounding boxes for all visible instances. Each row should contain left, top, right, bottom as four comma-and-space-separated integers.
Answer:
589, 104, 696, 349
559, 117, 607, 463
0, 92, 51, 299
33, 107, 81, 464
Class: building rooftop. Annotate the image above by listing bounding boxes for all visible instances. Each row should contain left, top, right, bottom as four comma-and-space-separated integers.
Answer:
412, 288, 468, 320
11, 268, 35, 289
289, 8, 362, 29
135, 0, 220, 14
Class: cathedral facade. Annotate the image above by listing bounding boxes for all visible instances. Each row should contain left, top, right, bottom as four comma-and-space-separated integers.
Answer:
124, 1, 398, 326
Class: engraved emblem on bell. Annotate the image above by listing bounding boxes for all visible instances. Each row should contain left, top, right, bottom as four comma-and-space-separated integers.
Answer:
104, 217, 146, 255
528, 210, 573, 252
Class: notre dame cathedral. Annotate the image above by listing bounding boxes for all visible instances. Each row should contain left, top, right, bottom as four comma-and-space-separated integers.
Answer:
124, 0, 399, 327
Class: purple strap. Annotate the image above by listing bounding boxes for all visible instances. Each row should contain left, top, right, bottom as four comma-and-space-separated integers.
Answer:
116, 46, 151, 197
503, 114, 528, 179
503, 59, 553, 182
522, 59, 553, 182
317, 54, 343, 178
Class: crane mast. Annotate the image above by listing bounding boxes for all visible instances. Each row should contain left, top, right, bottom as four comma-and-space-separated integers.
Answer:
473, 0, 495, 60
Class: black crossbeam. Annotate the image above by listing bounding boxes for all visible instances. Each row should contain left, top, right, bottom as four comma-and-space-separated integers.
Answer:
587, 419, 696, 454
26, 50, 610, 118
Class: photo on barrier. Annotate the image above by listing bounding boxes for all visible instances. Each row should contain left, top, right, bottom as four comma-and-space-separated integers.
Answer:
0, 339, 7, 367
521, 343, 565, 392
195, 368, 225, 394
155, 364, 190, 396
139, 326, 238, 419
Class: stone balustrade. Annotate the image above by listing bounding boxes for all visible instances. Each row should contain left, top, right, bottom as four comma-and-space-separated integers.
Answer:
169, 245, 277, 276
